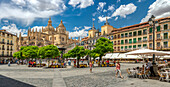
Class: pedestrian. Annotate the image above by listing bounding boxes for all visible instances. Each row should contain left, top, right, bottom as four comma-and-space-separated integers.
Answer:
115, 61, 123, 79
89, 61, 92, 73
8, 61, 10, 67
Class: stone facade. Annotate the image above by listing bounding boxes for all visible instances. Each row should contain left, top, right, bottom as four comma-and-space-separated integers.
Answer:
0, 30, 17, 58
18, 17, 78, 50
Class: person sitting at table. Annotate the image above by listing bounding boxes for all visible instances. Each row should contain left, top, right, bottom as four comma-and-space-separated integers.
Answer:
106, 60, 109, 67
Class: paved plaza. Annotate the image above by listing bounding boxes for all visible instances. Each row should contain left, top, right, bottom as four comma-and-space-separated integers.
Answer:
0, 63, 169, 87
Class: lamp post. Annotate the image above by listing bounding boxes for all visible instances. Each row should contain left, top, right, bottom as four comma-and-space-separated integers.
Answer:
148, 15, 159, 76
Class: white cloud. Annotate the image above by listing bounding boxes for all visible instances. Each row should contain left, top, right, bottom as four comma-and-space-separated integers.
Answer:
68, 0, 94, 9
111, 3, 137, 18
140, 0, 170, 23
1, 24, 27, 37
103, 9, 107, 13
98, 16, 111, 22
108, 5, 115, 11
97, 2, 106, 11
73, 26, 81, 30
117, 0, 121, 3
138, 0, 141, 2
0, 0, 66, 26
69, 26, 91, 38
114, 17, 118, 21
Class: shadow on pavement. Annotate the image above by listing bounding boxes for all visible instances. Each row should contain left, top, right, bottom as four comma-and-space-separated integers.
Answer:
0, 75, 35, 87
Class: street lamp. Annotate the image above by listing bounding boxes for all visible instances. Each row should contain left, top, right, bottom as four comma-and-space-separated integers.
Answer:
148, 15, 159, 65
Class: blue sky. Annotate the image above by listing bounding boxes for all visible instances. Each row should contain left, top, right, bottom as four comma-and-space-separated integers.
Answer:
0, 0, 170, 38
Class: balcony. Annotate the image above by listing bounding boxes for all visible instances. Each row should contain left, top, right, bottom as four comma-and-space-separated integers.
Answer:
7, 43, 10, 45
125, 35, 128, 37
2, 48, 5, 50
10, 49, 13, 51
10, 43, 13, 45
138, 41, 142, 43
143, 40, 147, 42
143, 32, 147, 35
0, 55, 13, 57
129, 35, 132, 37
0, 42, 5, 44
7, 48, 9, 50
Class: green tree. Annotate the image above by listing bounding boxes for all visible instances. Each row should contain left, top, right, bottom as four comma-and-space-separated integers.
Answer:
38, 45, 60, 66
67, 46, 86, 68
22, 46, 39, 60
93, 37, 113, 61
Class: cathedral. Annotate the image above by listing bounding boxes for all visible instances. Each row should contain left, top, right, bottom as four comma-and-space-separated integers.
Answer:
17, 17, 78, 50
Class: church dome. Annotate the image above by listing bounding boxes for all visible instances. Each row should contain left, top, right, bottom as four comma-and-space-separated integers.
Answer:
44, 17, 55, 31
58, 20, 65, 27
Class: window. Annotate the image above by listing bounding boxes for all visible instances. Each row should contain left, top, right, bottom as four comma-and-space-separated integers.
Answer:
149, 43, 152, 48
50, 37, 52, 40
157, 42, 160, 47
2, 51, 4, 56
157, 34, 160, 39
164, 24, 168, 30
62, 38, 64, 41
111, 36, 113, 40
7, 52, 9, 56
157, 26, 160, 32
129, 32, 132, 37
11, 40, 12, 44
133, 45, 136, 49
125, 33, 128, 37
2, 39, 4, 42
114, 41, 116, 45
10, 52, 12, 56
55, 37, 56, 40
121, 34, 124, 38
164, 41, 168, 48
149, 35, 152, 40
7, 46, 9, 50
103, 31, 105, 35
138, 31, 142, 35
143, 29, 147, 35
143, 44, 147, 48
138, 38, 142, 42
143, 37, 147, 41
133, 31, 137, 36
125, 46, 127, 50
7, 40, 9, 44
138, 45, 141, 48
129, 45, 132, 49
129, 39, 132, 44
133, 38, 136, 43
121, 46, 123, 50
149, 28, 152, 33
125, 39, 128, 44
121, 40, 124, 44
164, 33, 168, 39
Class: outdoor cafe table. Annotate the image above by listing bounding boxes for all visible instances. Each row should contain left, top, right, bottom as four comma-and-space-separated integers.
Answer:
160, 72, 170, 81
130, 70, 138, 77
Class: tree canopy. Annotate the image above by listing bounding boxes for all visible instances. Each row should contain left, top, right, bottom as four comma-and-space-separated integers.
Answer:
38, 45, 60, 59
93, 37, 113, 60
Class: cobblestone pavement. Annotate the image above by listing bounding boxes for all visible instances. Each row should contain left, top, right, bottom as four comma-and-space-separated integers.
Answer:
0, 63, 169, 87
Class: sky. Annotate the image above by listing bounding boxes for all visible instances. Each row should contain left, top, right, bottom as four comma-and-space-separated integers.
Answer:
0, 0, 170, 39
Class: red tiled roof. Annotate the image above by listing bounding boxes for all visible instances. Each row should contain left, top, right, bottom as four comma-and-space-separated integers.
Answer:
111, 16, 170, 33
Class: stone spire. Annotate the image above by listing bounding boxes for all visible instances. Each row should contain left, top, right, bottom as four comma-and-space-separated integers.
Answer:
48, 17, 52, 26
104, 16, 109, 25
91, 18, 96, 30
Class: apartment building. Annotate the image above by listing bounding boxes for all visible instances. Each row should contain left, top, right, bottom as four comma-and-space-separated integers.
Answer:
0, 30, 17, 59
108, 17, 170, 53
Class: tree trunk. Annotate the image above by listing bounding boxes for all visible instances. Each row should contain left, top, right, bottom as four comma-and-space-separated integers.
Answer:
77, 56, 80, 68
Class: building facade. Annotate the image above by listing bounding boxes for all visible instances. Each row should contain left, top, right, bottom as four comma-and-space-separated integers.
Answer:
109, 17, 170, 53
18, 17, 78, 51
80, 16, 170, 53
0, 30, 17, 59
